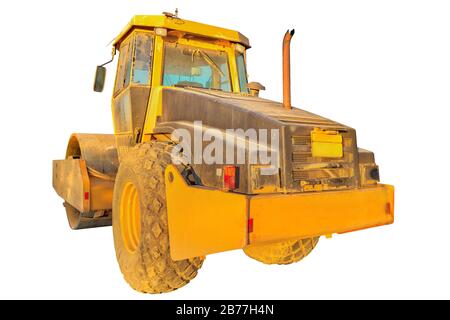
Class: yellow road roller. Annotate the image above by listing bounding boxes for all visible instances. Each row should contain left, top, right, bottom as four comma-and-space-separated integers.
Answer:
52, 13, 394, 293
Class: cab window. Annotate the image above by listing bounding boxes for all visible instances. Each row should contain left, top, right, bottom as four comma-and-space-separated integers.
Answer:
114, 33, 154, 95
236, 52, 248, 93
114, 39, 133, 95
162, 43, 231, 92
132, 33, 154, 85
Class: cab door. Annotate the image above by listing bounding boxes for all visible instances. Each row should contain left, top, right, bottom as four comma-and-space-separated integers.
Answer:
112, 31, 154, 161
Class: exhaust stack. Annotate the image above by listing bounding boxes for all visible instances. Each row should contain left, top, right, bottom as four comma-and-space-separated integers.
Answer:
283, 29, 295, 110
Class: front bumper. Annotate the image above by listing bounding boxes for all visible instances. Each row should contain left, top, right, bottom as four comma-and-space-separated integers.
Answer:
165, 165, 394, 260
248, 184, 394, 244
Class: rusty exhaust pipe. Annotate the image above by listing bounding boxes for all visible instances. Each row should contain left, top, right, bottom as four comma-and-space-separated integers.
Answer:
283, 29, 295, 110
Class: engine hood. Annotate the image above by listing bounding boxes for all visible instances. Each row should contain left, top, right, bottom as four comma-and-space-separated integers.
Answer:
156, 87, 350, 132
155, 87, 358, 194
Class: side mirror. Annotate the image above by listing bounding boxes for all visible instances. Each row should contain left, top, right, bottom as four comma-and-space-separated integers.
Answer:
247, 82, 266, 97
93, 66, 106, 92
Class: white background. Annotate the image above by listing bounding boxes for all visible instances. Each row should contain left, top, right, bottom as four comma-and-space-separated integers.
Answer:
0, 0, 449, 299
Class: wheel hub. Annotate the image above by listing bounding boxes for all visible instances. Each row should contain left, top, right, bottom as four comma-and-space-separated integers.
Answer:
120, 182, 141, 253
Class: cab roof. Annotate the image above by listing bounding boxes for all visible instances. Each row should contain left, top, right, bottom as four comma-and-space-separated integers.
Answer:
112, 15, 250, 48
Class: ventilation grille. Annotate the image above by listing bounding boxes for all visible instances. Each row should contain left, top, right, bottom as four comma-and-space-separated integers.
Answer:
291, 134, 356, 191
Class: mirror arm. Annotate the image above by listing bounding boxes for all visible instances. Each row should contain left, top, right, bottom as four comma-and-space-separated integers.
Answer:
99, 47, 116, 67
99, 57, 114, 68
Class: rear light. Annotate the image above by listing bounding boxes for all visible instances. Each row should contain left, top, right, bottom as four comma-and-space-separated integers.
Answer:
223, 166, 237, 190
248, 218, 254, 233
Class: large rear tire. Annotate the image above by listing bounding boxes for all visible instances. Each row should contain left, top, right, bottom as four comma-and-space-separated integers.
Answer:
243, 237, 319, 265
112, 141, 204, 293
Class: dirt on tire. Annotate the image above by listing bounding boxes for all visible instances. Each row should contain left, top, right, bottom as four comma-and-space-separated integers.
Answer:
112, 141, 204, 293
243, 237, 319, 265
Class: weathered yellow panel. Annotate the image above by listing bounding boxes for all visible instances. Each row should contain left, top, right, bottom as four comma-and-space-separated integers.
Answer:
311, 129, 343, 158
113, 15, 249, 48
165, 165, 248, 261
52, 159, 90, 212
248, 184, 394, 245
165, 163, 394, 258
89, 176, 115, 211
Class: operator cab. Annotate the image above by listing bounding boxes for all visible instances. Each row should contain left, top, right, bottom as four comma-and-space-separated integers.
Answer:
95, 15, 252, 159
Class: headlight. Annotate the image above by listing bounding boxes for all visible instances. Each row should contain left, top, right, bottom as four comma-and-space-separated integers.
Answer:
360, 163, 380, 186
358, 148, 380, 186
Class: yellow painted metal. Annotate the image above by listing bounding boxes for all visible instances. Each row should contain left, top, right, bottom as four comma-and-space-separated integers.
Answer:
311, 128, 343, 158
53, 159, 90, 212
53, 159, 116, 213
150, 35, 164, 87
142, 86, 164, 139
248, 184, 394, 245
165, 163, 394, 259
165, 165, 248, 261
119, 182, 141, 253
228, 46, 241, 93
112, 15, 250, 49
89, 176, 115, 211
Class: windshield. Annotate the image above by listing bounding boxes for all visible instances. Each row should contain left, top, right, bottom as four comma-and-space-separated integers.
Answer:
162, 43, 231, 92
